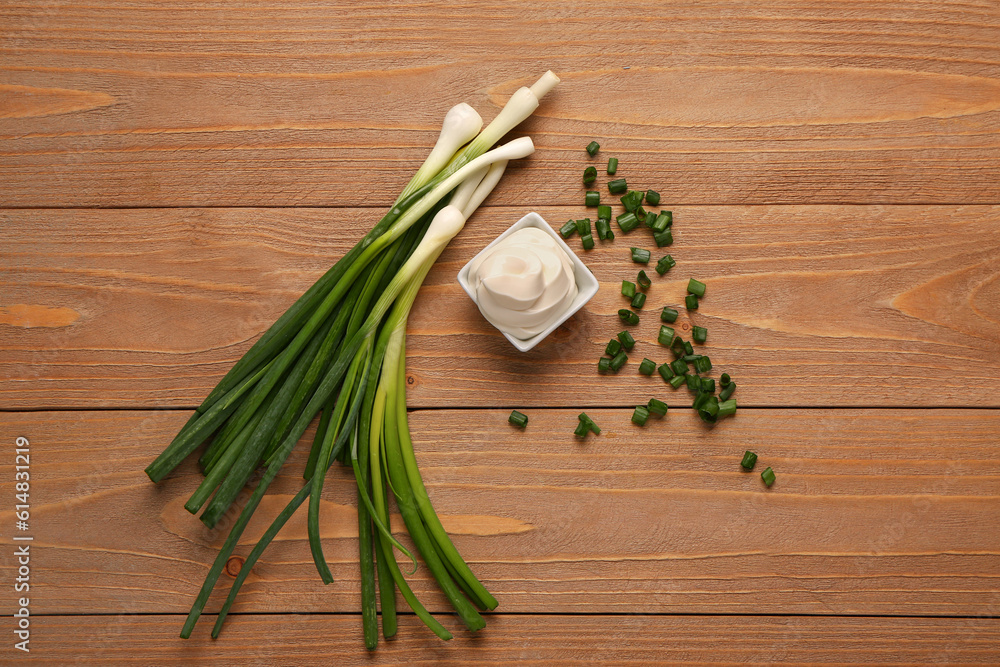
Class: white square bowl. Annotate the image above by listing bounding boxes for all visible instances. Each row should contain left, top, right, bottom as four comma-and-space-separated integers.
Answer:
457, 211, 600, 352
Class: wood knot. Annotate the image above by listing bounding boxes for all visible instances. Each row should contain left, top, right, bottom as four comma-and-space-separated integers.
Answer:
225, 556, 245, 577
407, 375, 416, 386
680, 322, 691, 331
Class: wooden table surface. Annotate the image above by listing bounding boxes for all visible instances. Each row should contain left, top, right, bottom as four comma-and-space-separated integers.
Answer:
2, 1, 1000, 664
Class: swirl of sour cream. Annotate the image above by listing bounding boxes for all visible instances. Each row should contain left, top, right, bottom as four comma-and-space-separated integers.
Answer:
466, 227, 579, 340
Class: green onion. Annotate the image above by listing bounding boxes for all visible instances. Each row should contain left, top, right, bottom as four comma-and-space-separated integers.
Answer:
608, 178, 628, 194
597, 204, 612, 221
695, 355, 712, 374
657, 363, 674, 382
720, 373, 731, 387
740, 450, 757, 470
645, 190, 661, 206
687, 278, 707, 297
574, 420, 591, 438
616, 211, 640, 233
647, 398, 668, 416
581, 234, 595, 250
559, 219, 576, 238
686, 374, 701, 393
618, 309, 640, 325
597, 357, 612, 373
585, 191, 600, 206
631, 292, 646, 309
639, 358, 656, 375
621, 281, 636, 299
575, 218, 591, 236
683, 354, 702, 363
668, 375, 686, 389
658, 325, 675, 347
508, 410, 528, 428
617, 330, 636, 350
717, 398, 737, 417
586, 141, 600, 156
631, 247, 651, 264
583, 166, 597, 185
621, 190, 643, 212
610, 349, 628, 371
607, 157, 618, 174
701, 377, 715, 393
685, 294, 699, 310
670, 336, 686, 358
634, 206, 648, 223
670, 358, 688, 375
651, 212, 670, 233
578, 412, 601, 434
692, 326, 707, 344
761, 467, 776, 487
719, 382, 736, 401
683, 340, 694, 355
696, 394, 720, 424
637, 270, 652, 290
631, 405, 650, 426
606, 338, 622, 356
595, 218, 613, 241
655, 255, 676, 275
653, 229, 673, 247
660, 306, 678, 323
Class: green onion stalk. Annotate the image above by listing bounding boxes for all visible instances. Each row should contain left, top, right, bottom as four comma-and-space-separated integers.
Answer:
143, 71, 560, 645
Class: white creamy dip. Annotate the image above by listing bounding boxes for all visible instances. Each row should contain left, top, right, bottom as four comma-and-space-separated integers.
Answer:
466, 227, 579, 340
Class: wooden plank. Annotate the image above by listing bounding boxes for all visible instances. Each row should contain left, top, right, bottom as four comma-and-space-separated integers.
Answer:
1, 409, 997, 617
25, 614, 1000, 664
3, 1, 1000, 207
2, 206, 998, 409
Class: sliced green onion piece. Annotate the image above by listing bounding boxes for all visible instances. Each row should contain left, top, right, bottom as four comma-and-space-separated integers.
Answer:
631, 247, 651, 264
720, 373, 732, 387
585, 191, 600, 206
741, 450, 757, 470
618, 331, 636, 350
616, 211, 639, 233
608, 178, 628, 194
621, 190, 642, 212
670, 336, 686, 358
655, 255, 676, 276
701, 377, 715, 393
717, 398, 737, 417
670, 358, 688, 375
559, 220, 577, 238
685, 293, 699, 310
508, 410, 528, 428
686, 374, 701, 393
654, 229, 673, 247
761, 467, 776, 487
621, 281, 637, 299
668, 374, 686, 389
697, 395, 720, 424
692, 326, 707, 344
595, 218, 612, 241
657, 363, 674, 382
581, 234, 595, 250
719, 382, 736, 401
579, 412, 601, 435
658, 325, 675, 347
687, 278, 707, 297
651, 212, 671, 233
586, 141, 600, 156
647, 398, 668, 416
634, 206, 647, 223
609, 349, 628, 371
638, 358, 656, 376
630, 292, 646, 309
645, 190, 661, 206
607, 157, 618, 174
583, 166, 597, 185
637, 270, 651, 290
631, 405, 650, 426
683, 354, 702, 363
683, 340, 694, 355
660, 306, 679, 323
695, 355, 712, 374
606, 338, 622, 356
618, 309, 640, 325
597, 204, 612, 221
597, 357, 612, 373
576, 218, 592, 236
574, 420, 591, 438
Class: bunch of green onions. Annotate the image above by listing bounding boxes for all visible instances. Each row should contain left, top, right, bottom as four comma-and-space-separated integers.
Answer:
145, 71, 560, 645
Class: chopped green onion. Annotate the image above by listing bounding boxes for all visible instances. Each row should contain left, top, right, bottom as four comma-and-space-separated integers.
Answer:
607, 157, 618, 174
617, 330, 636, 350
657, 363, 674, 382
595, 218, 613, 241
651, 212, 671, 233
634, 206, 647, 223
508, 410, 528, 428
683, 354, 702, 363
618, 309, 640, 325
670, 358, 688, 375
660, 306, 679, 323
695, 355, 712, 374
585, 191, 600, 207
637, 270, 651, 290
645, 190, 661, 206
631, 405, 650, 426
616, 211, 640, 233
581, 233, 594, 250
686, 374, 701, 392
655, 255, 676, 275
658, 325, 675, 347
740, 450, 757, 470
701, 377, 715, 393
621, 281, 637, 299
647, 398, 668, 416
717, 398, 737, 417
670, 336, 686, 358
609, 349, 628, 371
761, 467, 776, 487
659, 210, 673, 227
606, 338, 622, 356
608, 178, 628, 194
692, 326, 707, 344
631, 247, 651, 264
583, 166, 597, 185
687, 278, 707, 297
574, 420, 591, 438
696, 394, 720, 423
668, 374, 686, 389
576, 218, 591, 236
630, 292, 646, 309
559, 220, 577, 238
597, 204, 612, 221
579, 412, 601, 434
586, 141, 600, 156
638, 358, 656, 375
597, 357, 612, 373
621, 190, 643, 212
685, 294, 699, 310
653, 229, 673, 247
719, 382, 736, 401
720, 373, 731, 387
683, 340, 694, 355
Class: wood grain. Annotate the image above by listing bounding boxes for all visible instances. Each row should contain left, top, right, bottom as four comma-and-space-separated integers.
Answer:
2, 205, 998, 409
26, 614, 1000, 665
1, 409, 997, 617
3, 1, 1000, 207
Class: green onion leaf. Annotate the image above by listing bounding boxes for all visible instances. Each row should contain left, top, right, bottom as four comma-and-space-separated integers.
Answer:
647, 398, 668, 416
687, 278, 707, 297
639, 358, 656, 376
631, 247, 651, 264
607, 157, 618, 174
621, 281, 637, 299
761, 467, 776, 487
658, 325, 676, 347
630, 292, 646, 309
631, 405, 650, 426
618, 309, 640, 326
608, 178, 628, 194
692, 326, 707, 344
586, 141, 600, 156
657, 363, 675, 382
741, 450, 757, 470
637, 270, 651, 290
560, 219, 576, 238
645, 190, 661, 206
685, 293, 699, 310
606, 338, 622, 356
585, 191, 600, 207
617, 330, 636, 350
509, 410, 528, 428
